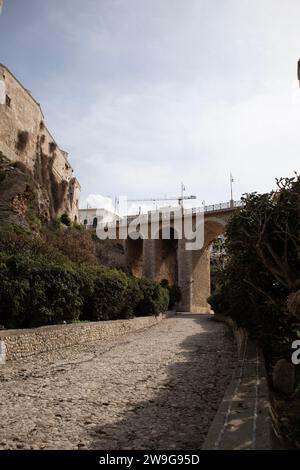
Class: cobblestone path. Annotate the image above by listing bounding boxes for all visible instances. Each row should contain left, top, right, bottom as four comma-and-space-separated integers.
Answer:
0, 314, 237, 450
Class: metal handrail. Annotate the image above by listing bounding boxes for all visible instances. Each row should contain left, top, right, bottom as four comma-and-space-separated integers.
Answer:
93, 200, 244, 230
192, 200, 244, 214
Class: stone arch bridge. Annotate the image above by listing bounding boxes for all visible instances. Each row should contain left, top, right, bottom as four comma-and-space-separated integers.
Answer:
101, 201, 242, 313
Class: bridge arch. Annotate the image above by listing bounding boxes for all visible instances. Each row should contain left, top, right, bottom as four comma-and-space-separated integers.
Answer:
190, 216, 228, 312
126, 236, 144, 277
154, 226, 179, 286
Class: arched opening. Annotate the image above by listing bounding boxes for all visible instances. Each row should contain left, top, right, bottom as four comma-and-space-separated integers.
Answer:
155, 227, 178, 285
126, 237, 144, 277
191, 218, 226, 313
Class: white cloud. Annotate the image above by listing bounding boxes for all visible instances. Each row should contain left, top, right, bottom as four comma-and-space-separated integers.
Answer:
86, 194, 115, 212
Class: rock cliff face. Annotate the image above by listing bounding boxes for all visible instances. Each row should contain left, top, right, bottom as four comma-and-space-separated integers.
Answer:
33, 138, 78, 222
0, 63, 80, 224
0, 153, 37, 228
0, 151, 73, 228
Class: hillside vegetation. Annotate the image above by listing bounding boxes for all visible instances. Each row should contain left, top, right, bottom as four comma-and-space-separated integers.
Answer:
0, 152, 170, 329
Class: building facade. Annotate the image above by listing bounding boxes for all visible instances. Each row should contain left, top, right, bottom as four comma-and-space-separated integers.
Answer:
0, 64, 80, 222
79, 208, 119, 229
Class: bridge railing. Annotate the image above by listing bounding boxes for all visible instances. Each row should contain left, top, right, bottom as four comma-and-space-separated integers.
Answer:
192, 200, 244, 214
90, 200, 245, 231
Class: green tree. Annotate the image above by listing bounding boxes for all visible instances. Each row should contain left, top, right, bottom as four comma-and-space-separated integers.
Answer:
208, 175, 300, 350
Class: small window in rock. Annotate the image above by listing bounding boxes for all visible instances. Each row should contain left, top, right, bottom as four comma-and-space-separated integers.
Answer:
5, 95, 11, 107
16, 130, 29, 152
49, 142, 57, 153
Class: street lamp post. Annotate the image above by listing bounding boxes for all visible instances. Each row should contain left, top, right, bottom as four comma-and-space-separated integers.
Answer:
230, 174, 234, 207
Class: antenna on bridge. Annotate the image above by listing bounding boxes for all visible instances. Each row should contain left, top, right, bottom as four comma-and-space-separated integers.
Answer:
230, 173, 234, 207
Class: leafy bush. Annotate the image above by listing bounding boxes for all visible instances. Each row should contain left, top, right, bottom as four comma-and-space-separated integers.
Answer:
0, 224, 97, 265
120, 276, 144, 318
79, 266, 129, 322
168, 284, 182, 309
208, 176, 300, 353
0, 253, 170, 329
0, 254, 82, 328
43, 225, 97, 264
80, 270, 169, 322
134, 278, 169, 317
60, 213, 71, 227
0, 223, 170, 329
160, 279, 182, 310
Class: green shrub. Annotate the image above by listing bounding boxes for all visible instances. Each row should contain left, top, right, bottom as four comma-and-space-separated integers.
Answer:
120, 276, 143, 319
0, 224, 171, 328
0, 254, 82, 328
11, 160, 29, 173
160, 279, 182, 310
0, 225, 64, 263
43, 225, 97, 264
0, 224, 97, 265
134, 278, 169, 317
160, 279, 169, 289
60, 213, 71, 227
168, 284, 182, 309
79, 266, 129, 322
207, 178, 300, 350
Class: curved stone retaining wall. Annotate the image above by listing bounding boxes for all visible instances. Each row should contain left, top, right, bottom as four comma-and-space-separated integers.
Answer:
203, 314, 272, 450
0, 314, 168, 362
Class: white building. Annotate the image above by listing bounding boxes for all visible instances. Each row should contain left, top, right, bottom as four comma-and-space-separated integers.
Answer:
79, 208, 119, 230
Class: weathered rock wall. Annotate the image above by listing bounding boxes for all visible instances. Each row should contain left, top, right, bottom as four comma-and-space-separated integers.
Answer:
0, 154, 38, 228
0, 64, 80, 223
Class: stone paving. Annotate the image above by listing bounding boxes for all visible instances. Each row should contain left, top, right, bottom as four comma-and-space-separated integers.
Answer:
0, 314, 237, 450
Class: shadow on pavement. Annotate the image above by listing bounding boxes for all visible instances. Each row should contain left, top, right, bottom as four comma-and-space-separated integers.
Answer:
89, 314, 237, 450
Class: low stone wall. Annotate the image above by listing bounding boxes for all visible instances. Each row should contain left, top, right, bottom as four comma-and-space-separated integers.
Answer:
0, 314, 167, 362
213, 314, 248, 357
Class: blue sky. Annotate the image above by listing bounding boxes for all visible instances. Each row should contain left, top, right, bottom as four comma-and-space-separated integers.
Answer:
1, 0, 300, 210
